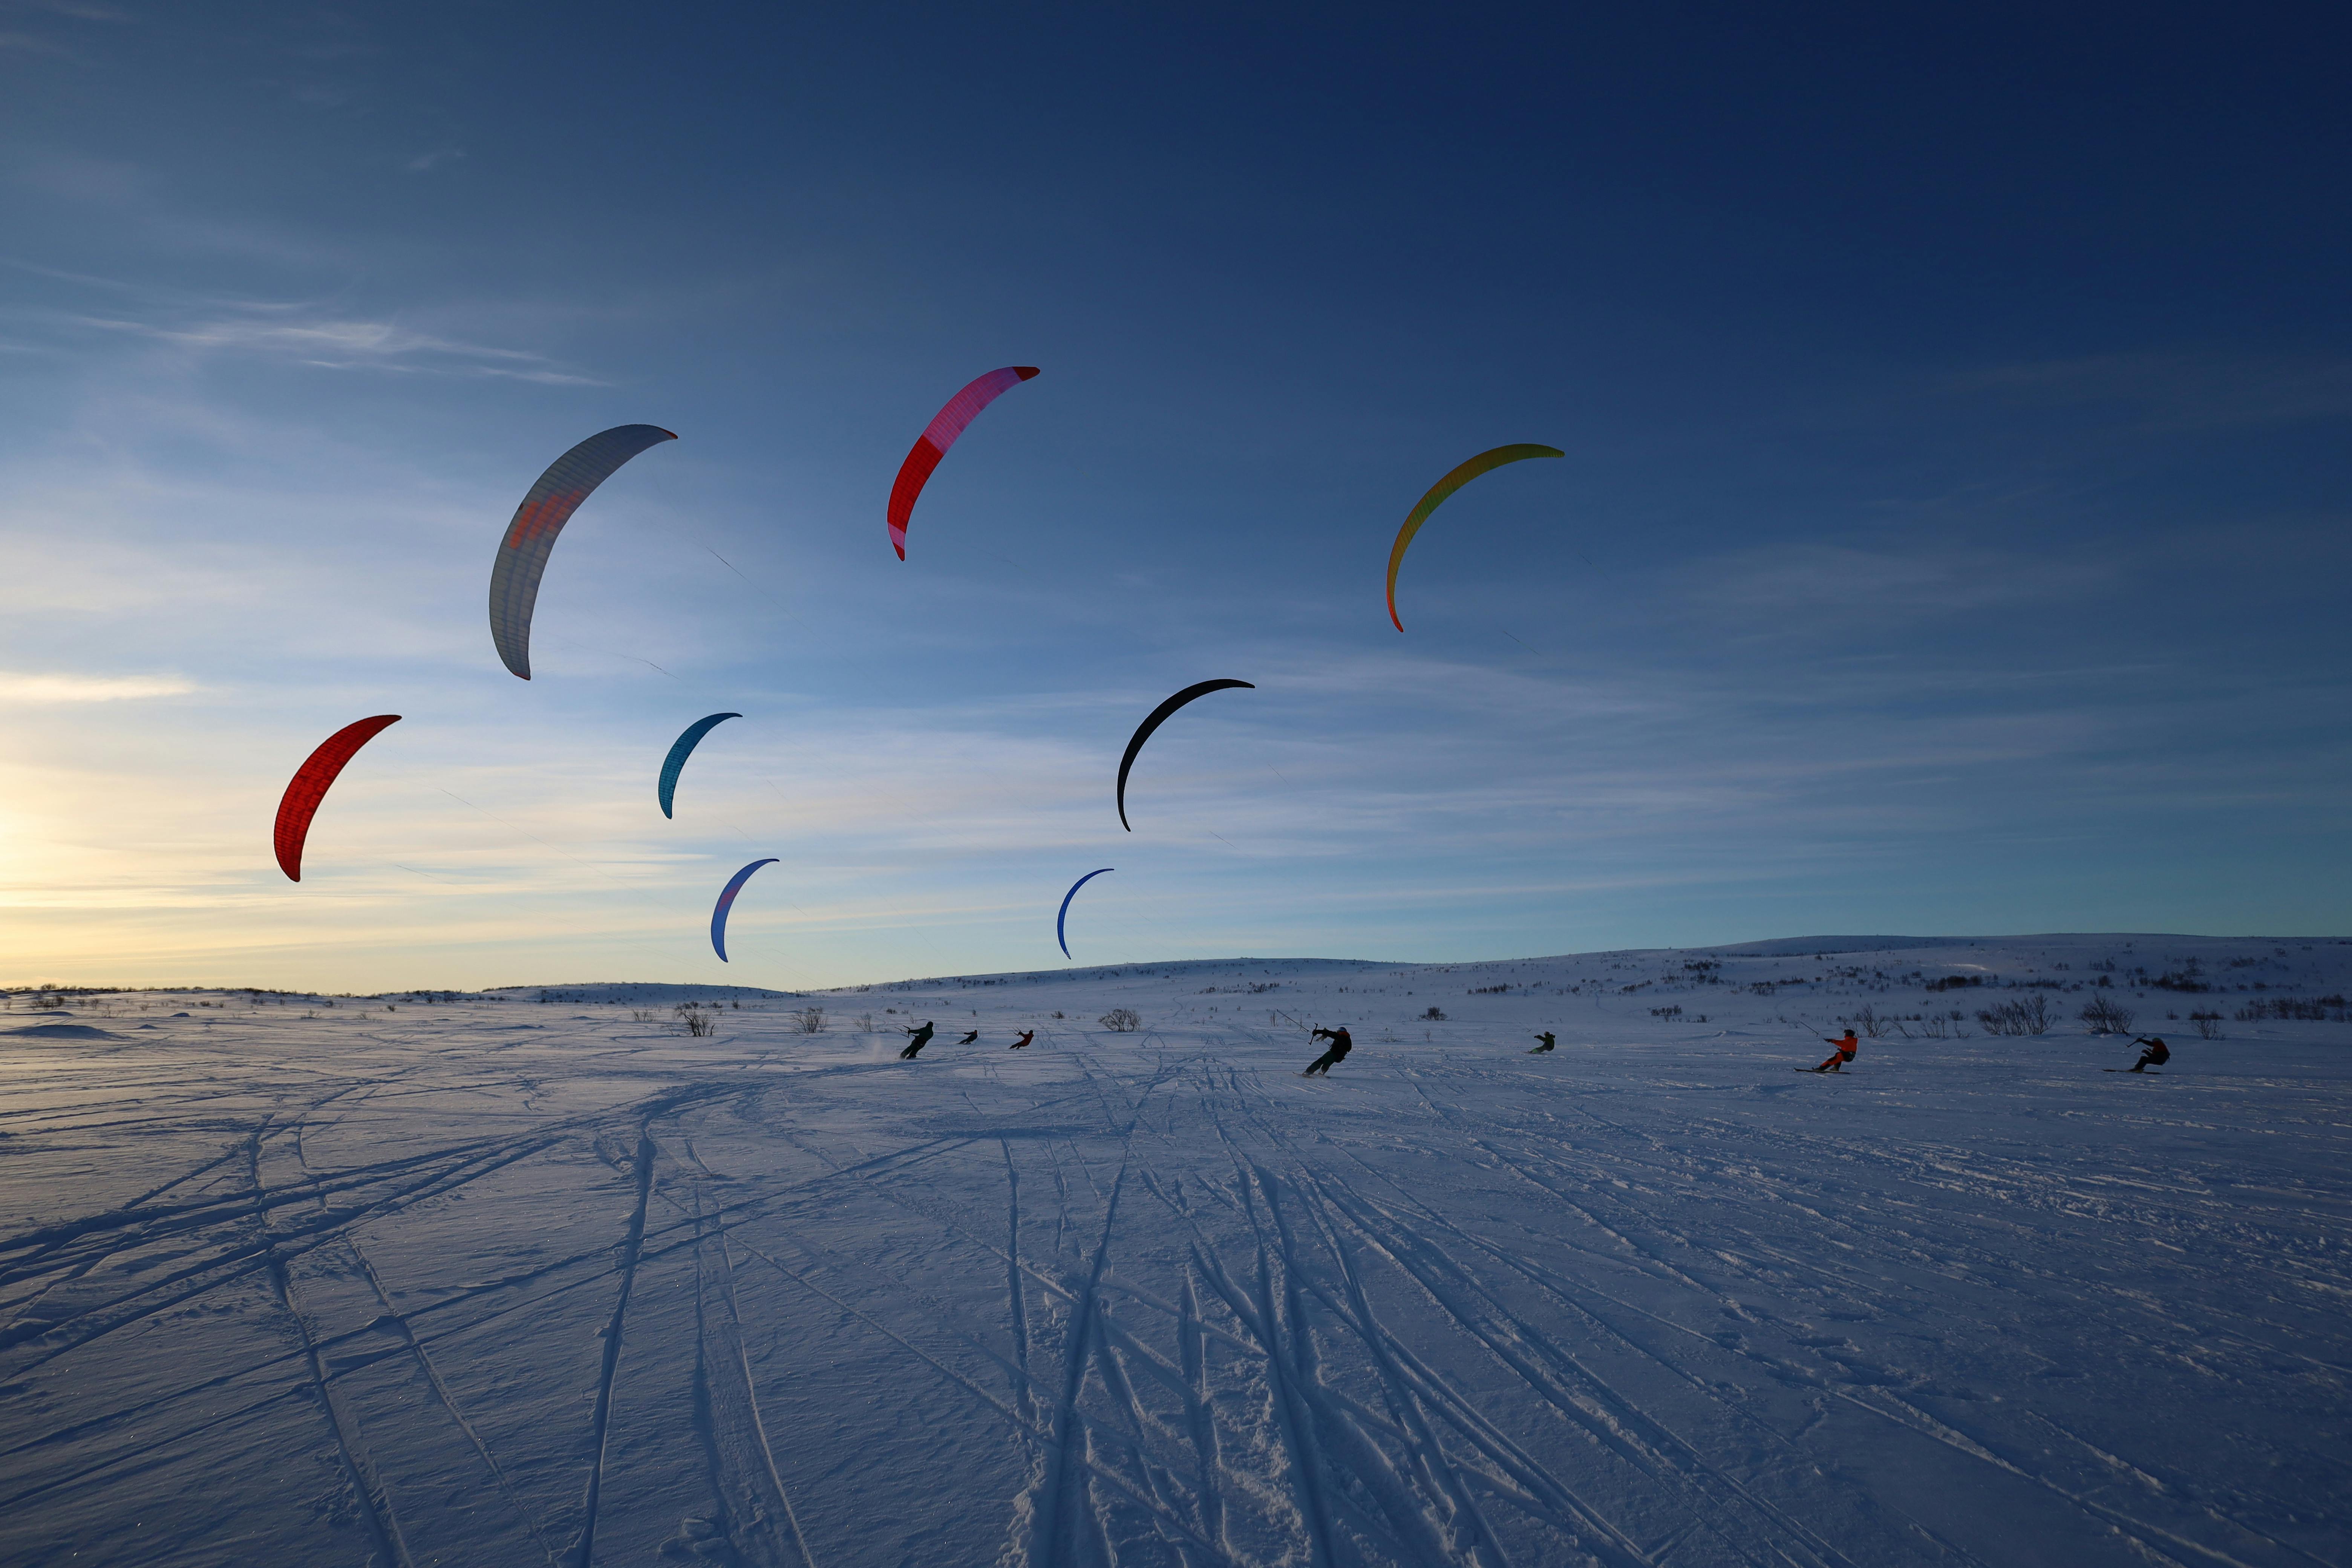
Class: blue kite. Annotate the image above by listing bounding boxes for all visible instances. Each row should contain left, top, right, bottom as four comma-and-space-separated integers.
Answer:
660, 712, 742, 819
1057, 868, 1115, 960
711, 858, 778, 962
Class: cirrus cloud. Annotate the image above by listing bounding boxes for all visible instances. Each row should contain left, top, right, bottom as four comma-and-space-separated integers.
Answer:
0, 671, 197, 703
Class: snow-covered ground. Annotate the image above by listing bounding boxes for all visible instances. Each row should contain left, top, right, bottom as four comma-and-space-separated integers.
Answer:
3, 933, 2347, 1566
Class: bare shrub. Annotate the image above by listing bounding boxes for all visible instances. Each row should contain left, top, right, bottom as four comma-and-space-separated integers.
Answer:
676, 1003, 716, 1038
1853, 1004, 1888, 1039
2080, 996, 2136, 1035
629, 1009, 660, 1023
1976, 995, 2053, 1036
793, 1006, 828, 1034
2236, 995, 2349, 1022
1098, 1007, 1141, 1033
2190, 1011, 2225, 1040
855, 1012, 874, 1032
1422, 1006, 1446, 1020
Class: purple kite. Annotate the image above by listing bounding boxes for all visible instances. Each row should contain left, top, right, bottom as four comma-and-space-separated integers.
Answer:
887, 367, 1038, 559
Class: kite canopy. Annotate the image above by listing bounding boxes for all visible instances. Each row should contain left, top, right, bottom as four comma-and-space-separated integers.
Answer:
274, 715, 401, 882
887, 367, 1039, 559
710, 858, 779, 963
658, 712, 742, 819
1056, 868, 1115, 960
488, 424, 677, 678
1384, 444, 1564, 631
1116, 679, 1255, 831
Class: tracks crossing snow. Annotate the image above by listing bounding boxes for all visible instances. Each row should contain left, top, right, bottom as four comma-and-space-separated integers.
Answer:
3, 965, 2347, 1566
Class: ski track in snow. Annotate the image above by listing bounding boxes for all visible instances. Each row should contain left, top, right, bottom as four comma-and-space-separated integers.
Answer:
2, 934, 2349, 1566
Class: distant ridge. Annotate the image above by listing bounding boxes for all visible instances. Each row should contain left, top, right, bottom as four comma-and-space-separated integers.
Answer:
815, 957, 1392, 994
349, 934, 2350, 1000
805, 936, 2347, 992
1701, 933, 2334, 958
480, 982, 800, 1003
1704, 935, 1965, 957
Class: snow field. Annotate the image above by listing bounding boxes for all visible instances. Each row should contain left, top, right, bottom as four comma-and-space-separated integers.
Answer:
2, 933, 2347, 1565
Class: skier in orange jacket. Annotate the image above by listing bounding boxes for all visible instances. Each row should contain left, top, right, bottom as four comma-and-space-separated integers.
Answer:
1010, 1030, 1034, 1049
1811, 1030, 1860, 1072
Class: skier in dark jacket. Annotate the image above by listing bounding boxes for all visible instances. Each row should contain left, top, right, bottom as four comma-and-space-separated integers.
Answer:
1009, 1031, 1034, 1049
899, 1020, 936, 1060
1811, 1030, 1860, 1072
956, 1029, 980, 1046
1530, 1031, 1557, 1054
2126, 1035, 2170, 1072
1304, 1026, 1353, 1076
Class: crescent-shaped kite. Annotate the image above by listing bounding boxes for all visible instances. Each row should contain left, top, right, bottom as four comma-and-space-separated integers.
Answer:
1384, 444, 1564, 631
488, 424, 677, 678
1057, 868, 1115, 960
887, 367, 1039, 560
710, 858, 779, 963
274, 715, 401, 882
1116, 679, 1255, 831
658, 712, 742, 819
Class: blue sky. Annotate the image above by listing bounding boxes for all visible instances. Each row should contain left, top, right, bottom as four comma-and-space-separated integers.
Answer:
3, 2, 2346, 991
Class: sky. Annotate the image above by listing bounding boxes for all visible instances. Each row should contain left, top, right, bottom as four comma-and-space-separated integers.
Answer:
2, 1, 2347, 992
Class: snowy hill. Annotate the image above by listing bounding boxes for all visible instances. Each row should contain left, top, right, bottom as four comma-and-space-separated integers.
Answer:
2, 932, 2346, 1565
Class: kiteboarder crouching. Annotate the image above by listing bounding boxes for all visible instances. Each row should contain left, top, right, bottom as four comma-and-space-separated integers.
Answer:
1811, 1030, 1860, 1073
899, 1020, 936, 1060
1010, 1031, 1034, 1049
1304, 1026, 1353, 1076
1530, 1031, 1556, 1054
956, 1029, 980, 1046
2126, 1035, 2170, 1073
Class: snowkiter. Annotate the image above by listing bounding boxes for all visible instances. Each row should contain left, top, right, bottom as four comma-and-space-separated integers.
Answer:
1812, 1030, 1860, 1073
1304, 1026, 1353, 1076
957, 1029, 981, 1046
2127, 1035, 2170, 1072
899, 1020, 936, 1060
1530, 1031, 1557, 1054
1010, 1031, 1034, 1049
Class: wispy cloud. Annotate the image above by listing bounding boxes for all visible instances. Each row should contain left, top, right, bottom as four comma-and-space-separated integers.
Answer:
405, 146, 466, 174
0, 254, 606, 383
63, 308, 607, 383
21, 2, 133, 19
0, 2, 121, 55
1950, 351, 2352, 430
0, 671, 195, 702
1679, 541, 2104, 623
